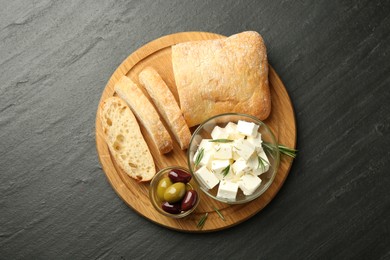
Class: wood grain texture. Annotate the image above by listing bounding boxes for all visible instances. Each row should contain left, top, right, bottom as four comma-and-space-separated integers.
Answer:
95, 32, 296, 232
1, 0, 389, 259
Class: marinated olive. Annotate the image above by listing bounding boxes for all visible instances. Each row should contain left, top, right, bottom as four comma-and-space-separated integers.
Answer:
181, 190, 198, 211
156, 177, 173, 201
164, 182, 186, 203
161, 202, 181, 214
168, 169, 192, 183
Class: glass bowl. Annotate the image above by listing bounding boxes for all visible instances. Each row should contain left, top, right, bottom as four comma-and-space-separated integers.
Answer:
187, 113, 280, 204
149, 166, 200, 218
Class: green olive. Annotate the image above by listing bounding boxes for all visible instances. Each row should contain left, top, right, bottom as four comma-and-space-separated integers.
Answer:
164, 182, 186, 203
156, 177, 173, 201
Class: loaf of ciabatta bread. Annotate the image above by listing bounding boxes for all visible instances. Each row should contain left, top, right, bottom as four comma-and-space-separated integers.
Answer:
139, 67, 191, 150
172, 31, 271, 127
99, 97, 155, 181
114, 75, 173, 154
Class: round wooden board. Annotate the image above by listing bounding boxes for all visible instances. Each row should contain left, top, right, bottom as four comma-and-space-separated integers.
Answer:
96, 32, 296, 232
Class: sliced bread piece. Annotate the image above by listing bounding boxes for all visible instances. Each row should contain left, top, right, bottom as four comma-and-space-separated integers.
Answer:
100, 97, 155, 181
139, 67, 191, 150
114, 75, 173, 154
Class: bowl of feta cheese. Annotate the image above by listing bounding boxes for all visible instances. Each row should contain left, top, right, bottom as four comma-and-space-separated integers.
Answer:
188, 113, 280, 204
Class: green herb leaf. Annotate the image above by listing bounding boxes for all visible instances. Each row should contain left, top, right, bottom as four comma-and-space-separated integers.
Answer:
212, 206, 226, 221
209, 139, 234, 143
194, 148, 204, 167
257, 155, 269, 172
197, 213, 208, 229
262, 142, 298, 159
278, 144, 298, 158
221, 165, 230, 177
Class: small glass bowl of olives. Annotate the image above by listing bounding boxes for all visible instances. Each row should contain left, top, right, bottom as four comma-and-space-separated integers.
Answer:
149, 166, 200, 218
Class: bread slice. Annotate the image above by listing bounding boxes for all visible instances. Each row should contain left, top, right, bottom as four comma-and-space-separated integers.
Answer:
172, 31, 271, 127
100, 97, 155, 181
114, 75, 173, 154
139, 67, 191, 150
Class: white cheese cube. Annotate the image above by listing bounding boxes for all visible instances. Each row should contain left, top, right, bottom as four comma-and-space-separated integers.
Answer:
237, 120, 259, 137
232, 158, 251, 176
199, 150, 213, 167
224, 122, 237, 133
232, 148, 241, 160
239, 174, 262, 195
211, 126, 229, 140
214, 143, 233, 160
234, 139, 255, 161
225, 122, 246, 140
247, 153, 259, 170
211, 159, 230, 174
214, 164, 233, 180
193, 139, 215, 167
253, 148, 270, 175
199, 139, 214, 151
217, 180, 239, 200
195, 166, 220, 189
247, 133, 263, 152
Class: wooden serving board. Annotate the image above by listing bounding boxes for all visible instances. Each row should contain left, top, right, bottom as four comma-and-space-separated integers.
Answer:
95, 32, 296, 232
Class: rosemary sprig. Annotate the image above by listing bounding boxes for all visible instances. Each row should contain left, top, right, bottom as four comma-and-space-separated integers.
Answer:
262, 142, 298, 159
278, 144, 298, 158
257, 155, 269, 172
212, 206, 226, 221
209, 139, 234, 143
197, 213, 208, 229
221, 165, 230, 177
194, 148, 204, 167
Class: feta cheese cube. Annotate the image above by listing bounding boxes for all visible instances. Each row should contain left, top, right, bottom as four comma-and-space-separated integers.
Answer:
253, 148, 270, 175
247, 153, 259, 170
199, 139, 214, 151
211, 126, 229, 140
239, 174, 262, 195
247, 133, 263, 152
232, 148, 241, 160
199, 150, 213, 167
195, 166, 219, 189
214, 164, 233, 180
234, 139, 255, 160
193, 139, 216, 167
232, 158, 251, 176
237, 120, 259, 137
224, 122, 246, 140
224, 122, 237, 133
217, 180, 239, 200
211, 159, 230, 174
214, 143, 233, 159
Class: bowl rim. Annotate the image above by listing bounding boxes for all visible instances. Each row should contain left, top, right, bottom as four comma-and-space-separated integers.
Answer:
187, 112, 280, 204
149, 166, 200, 218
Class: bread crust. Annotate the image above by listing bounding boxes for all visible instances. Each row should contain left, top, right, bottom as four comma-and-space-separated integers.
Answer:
100, 97, 155, 181
115, 76, 173, 154
139, 67, 191, 150
172, 31, 271, 127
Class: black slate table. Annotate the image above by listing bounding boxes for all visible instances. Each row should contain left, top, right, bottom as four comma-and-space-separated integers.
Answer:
1, 1, 389, 259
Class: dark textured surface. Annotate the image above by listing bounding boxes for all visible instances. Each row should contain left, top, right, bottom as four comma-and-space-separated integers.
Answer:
1, 0, 389, 259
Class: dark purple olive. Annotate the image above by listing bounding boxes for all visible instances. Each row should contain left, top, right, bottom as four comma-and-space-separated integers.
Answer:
161, 201, 181, 214
181, 190, 198, 211
168, 169, 192, 183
